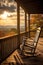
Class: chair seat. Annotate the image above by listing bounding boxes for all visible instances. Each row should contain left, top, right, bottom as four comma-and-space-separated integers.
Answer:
26, 38, 33, 42
23, 46, 35, 54
25, 42, 33, 46
24, 42, 35, 49
23, 49, 32, 53
25, 41, 33, 45
23, 51, 34, 56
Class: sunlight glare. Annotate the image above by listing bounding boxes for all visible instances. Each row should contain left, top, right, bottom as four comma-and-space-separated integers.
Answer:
1, 11, 10, 19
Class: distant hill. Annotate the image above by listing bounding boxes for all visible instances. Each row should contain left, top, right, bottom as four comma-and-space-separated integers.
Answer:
0, 26, 17, 37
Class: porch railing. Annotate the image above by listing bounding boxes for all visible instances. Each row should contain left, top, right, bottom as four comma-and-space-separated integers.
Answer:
0, 31, 43, 63
0, 32, 27, 63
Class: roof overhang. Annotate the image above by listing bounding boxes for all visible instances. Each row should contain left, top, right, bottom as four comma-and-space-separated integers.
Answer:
15, 0, 43, 14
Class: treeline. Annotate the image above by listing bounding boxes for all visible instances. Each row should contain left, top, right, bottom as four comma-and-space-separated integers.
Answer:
0, 28, 17, 37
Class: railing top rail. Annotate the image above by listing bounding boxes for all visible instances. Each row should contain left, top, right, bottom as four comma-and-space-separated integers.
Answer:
0, 33, 18, 40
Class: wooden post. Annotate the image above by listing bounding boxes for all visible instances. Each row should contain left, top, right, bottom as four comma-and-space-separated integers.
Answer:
28, 14, 30, 38
25, 12, 27, 37
17, 3, 20, 44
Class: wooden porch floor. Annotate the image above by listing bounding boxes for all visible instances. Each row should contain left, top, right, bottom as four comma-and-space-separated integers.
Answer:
1, 38, 43, 65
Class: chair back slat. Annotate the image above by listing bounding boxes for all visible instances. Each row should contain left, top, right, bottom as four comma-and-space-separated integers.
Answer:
33, 27, 41, 48
34, 27, 41, 43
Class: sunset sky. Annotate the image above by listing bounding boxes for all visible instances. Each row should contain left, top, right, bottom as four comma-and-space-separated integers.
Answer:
0, 0, 17, 26
0, 0, 25, 26
0, 0, 26, 27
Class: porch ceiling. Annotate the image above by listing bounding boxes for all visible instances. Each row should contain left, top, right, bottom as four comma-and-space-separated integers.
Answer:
15, 0, 43, 14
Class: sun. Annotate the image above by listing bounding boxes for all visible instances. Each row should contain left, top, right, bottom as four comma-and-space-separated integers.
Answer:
1, 11, 10, 19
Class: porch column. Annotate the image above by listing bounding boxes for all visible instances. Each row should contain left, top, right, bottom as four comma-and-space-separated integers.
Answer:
17, 3, 20, 44
28, 14, 30, 38
25, 12, 27, 37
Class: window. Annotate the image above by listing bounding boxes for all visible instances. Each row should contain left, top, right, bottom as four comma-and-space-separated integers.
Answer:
0, 1, 17, 37
30, 14, 43, 37
20, 7, 25, 33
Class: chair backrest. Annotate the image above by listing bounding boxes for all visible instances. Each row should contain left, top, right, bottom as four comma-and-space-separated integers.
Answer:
20, 27, 41, 55
33, 27, 41, 47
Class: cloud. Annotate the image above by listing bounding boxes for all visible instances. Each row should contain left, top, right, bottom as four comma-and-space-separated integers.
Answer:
8, 0, 14, 2
0, 0, 16, 13
0, 0, 3, 2
0, 0, 15, 2
0, 4, 16, 13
